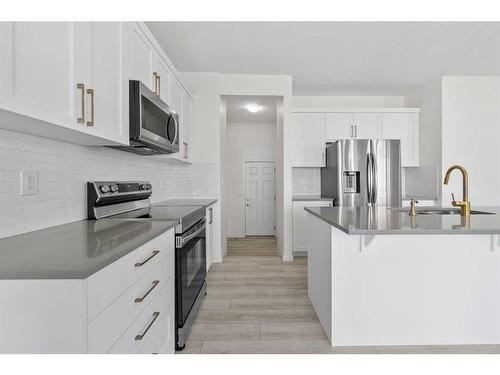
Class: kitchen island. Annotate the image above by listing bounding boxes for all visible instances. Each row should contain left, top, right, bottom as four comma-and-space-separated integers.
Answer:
305, 206, 500, 347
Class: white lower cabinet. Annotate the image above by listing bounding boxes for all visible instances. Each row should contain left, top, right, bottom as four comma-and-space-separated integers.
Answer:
107, 279, 172, 354
0, 228, 175, 354
293, 200, 333, 254
206, 204, 215, 271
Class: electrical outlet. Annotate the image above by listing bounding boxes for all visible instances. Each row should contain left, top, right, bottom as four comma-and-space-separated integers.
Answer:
21, 171, 38, 195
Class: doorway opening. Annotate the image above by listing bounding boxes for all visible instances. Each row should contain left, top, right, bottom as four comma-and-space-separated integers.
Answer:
221, 95, 282, 251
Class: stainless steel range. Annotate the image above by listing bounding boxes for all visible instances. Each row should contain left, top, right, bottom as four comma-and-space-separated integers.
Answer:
87, 181, 207, 351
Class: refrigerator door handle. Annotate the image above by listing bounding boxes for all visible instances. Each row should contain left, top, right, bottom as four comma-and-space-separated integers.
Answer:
366, 153, 373, 204
371, 152, 378, 205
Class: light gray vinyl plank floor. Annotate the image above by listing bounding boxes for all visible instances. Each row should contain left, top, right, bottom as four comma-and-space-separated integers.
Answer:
177, 237, 500, 354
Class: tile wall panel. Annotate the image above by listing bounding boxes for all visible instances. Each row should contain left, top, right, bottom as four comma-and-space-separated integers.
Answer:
292, 168, 321, 196
0, 129, 217, 238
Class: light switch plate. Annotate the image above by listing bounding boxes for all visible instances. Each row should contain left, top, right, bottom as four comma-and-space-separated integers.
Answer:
21, 171, 38, 195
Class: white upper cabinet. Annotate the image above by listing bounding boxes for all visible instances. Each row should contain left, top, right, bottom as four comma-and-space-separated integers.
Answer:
294, 109, 419, 167
130, 22, 193, 164
129, 23, 155, 91
181, 91, 193, 162
324, 112, 379, 140
0, 22, 79, 129
381, 112, 419, 167
0, 22, 129, 145
170, 76, 183, 115
81, 22, 129, 144
324, 113, 352, 140
352, 113, 380, 139
152, 57, 171, 106
291, 113, 325, 167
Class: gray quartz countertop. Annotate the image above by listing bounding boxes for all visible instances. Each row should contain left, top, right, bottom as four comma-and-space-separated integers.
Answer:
304, 206, 500, 235
0, 219, 177, 280
292, 196, 335, 202
154, 199, 218, 207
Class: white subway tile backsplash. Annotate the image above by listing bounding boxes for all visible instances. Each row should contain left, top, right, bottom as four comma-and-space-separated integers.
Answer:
0, 128, 218, 239
292, 167, 321, 196
403, 165, 439, 200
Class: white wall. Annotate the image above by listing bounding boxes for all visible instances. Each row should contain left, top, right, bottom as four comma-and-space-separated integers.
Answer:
293, 95, 405, 108
441, 76, 500, 206
226, 122, 276, 238
276, 99, 284, 257
0, 128, 218, 239
181, 72, 223, 261
404, 79, 443, 201
219, 99, 228, 257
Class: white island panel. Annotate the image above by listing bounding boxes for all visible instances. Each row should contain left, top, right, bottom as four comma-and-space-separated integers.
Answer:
307, 213, 500, 346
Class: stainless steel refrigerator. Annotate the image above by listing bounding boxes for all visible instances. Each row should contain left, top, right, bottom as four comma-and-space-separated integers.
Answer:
321, 139, 401, 207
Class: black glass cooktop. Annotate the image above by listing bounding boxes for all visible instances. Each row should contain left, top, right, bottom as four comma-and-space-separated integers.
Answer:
107, 205, 205, 233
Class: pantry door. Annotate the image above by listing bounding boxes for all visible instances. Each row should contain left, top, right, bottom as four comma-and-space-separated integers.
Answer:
245, 162, 276, 236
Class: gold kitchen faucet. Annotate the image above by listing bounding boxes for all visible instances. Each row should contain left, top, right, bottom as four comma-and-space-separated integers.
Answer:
443, 165, 470, 216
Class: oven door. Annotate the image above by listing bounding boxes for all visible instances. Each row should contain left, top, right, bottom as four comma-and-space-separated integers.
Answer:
175, 221, 206, 326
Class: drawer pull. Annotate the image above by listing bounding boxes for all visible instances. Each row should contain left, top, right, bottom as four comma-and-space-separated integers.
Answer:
135, 312, 160, 341
134, 250, 160, 267
135, 280, 160, 303
86, 88, 95, 126
77, 83, 85, 123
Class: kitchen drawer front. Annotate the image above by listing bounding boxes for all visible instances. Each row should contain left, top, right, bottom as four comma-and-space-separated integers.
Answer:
138, 301, 174, 354
87, 228, 174, 321
108, 281, 172, 354
87, 254, 174, 353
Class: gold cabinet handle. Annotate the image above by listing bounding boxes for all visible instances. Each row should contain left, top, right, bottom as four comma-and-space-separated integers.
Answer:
156, 74, 161, 96
134, 250, 160, 267
135, 312, 160, 341
153, 72, 159, 95
135, 280, 160, 303
77, 83, 85, 123
86, 88, 94, 126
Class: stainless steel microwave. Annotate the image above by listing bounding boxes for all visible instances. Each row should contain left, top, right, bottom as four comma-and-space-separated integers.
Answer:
113, 80, 180, 155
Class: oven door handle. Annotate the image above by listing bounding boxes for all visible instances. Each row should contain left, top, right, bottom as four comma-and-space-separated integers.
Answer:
177, 220, 206, 248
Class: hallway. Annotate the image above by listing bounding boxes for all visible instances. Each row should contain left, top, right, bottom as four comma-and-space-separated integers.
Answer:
181, 236, 374, 353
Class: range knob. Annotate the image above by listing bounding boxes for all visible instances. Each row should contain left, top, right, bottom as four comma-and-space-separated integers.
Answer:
140, 183, 150, 190
110, 184, 119, 193
99, 185, 110, 194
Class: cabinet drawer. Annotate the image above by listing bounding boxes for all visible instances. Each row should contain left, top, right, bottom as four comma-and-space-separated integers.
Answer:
138, 302, 174, 354
88, 254, 174, 353
108, 281, 172, 354
87, 229, 174, 321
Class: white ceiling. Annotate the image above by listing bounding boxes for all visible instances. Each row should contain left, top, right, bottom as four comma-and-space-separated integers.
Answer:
147, 22, 500, 95
224, 95, 278, 123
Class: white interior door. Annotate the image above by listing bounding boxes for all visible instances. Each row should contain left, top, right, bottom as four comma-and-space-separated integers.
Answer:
245, 162, 276, 236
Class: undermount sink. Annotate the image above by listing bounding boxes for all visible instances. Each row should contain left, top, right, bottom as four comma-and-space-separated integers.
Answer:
395, 208, 495, 215
418, 209, 495, 215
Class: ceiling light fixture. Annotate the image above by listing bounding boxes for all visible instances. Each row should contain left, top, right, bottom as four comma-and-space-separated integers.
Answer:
244, 104, 263, 113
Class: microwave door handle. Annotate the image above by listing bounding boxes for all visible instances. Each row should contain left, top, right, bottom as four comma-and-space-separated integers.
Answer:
171, 114, 179, 146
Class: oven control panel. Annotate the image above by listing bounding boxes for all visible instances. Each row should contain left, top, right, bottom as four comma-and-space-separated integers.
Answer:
92, 182, 152, 196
